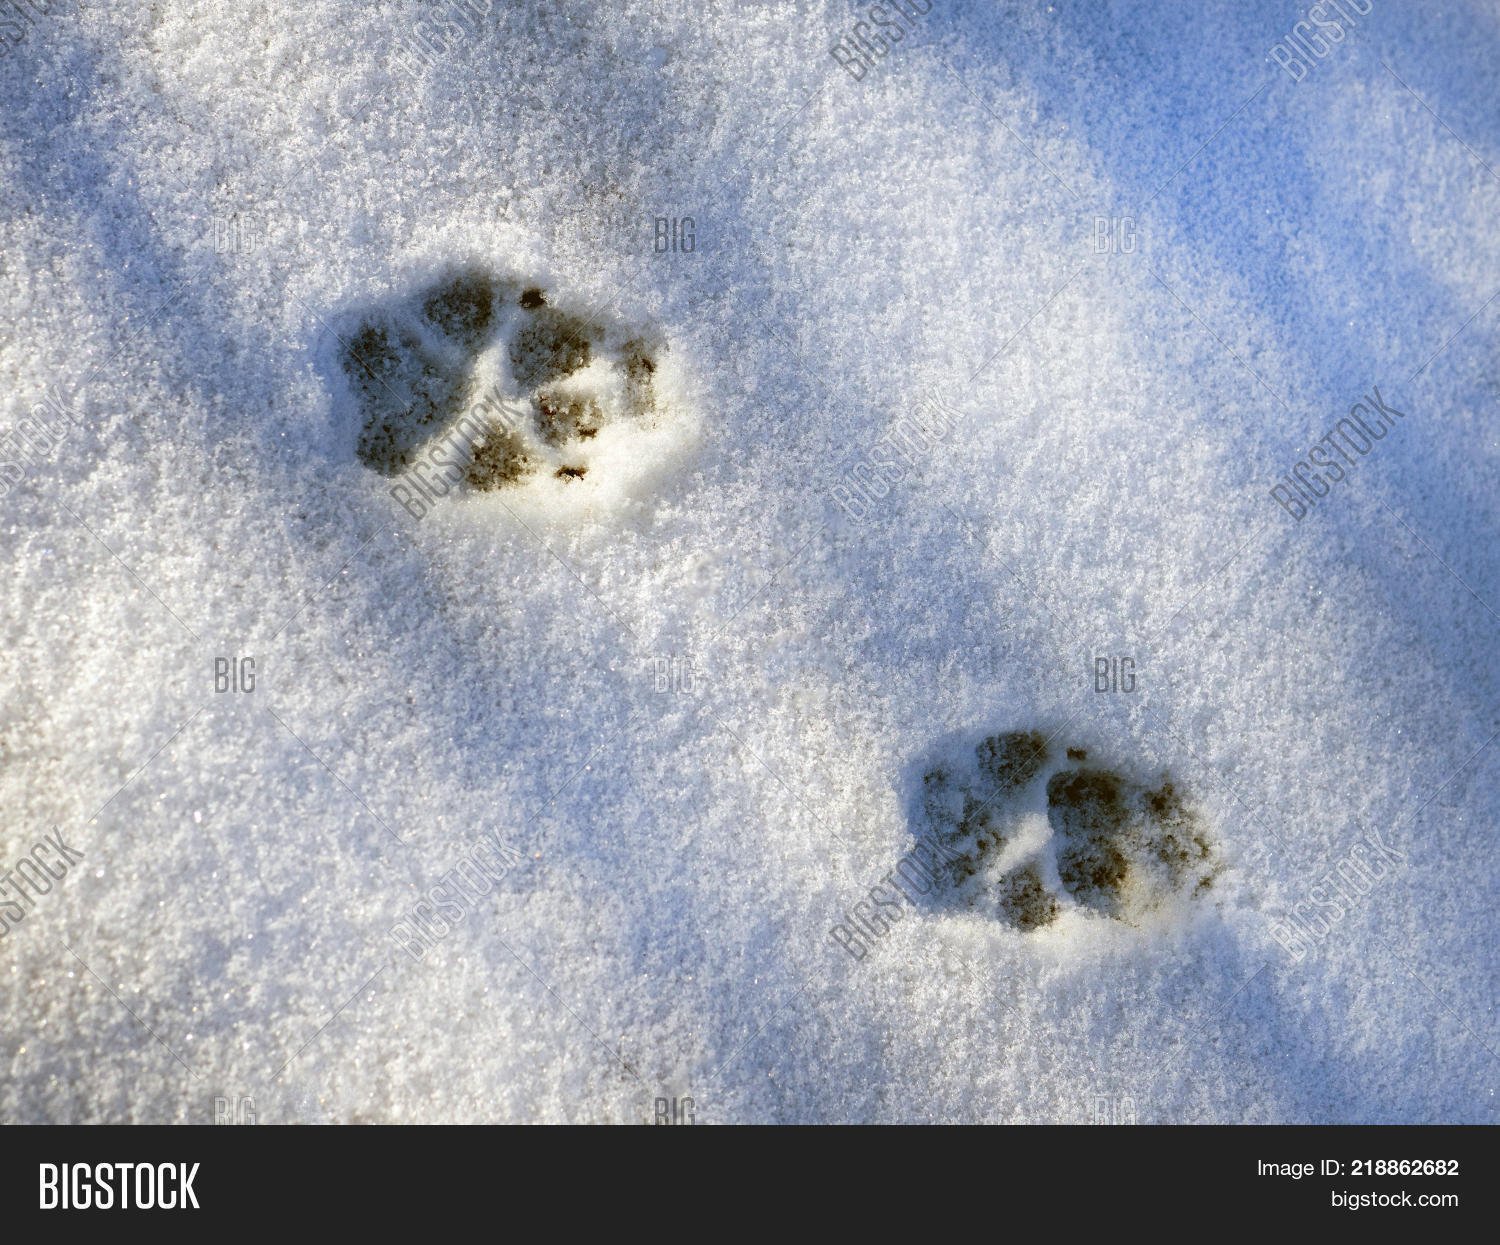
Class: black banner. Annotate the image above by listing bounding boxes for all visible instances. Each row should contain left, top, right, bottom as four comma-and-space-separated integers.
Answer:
1, 1125, 1492, 1230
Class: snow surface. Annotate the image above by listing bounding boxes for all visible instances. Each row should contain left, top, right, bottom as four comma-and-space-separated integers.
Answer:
1, 0, 1497, 1123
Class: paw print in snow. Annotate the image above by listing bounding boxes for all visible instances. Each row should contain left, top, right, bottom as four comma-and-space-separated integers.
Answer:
331, 267, 683, 505
914, 730, 1217, 931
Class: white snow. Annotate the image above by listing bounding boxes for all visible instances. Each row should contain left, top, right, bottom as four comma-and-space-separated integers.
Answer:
1, 0, 1496, 1122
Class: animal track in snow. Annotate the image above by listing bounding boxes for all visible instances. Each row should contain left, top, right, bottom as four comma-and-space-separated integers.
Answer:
332, 266, 679, 507
914, 730, 1218, 931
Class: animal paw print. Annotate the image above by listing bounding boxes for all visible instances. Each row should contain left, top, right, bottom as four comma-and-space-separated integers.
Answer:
334, 266, 671, 497
915, 731, 1217, 931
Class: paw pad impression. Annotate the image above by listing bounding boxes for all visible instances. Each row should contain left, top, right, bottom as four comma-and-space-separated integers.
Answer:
914, 730, 1218, 931
333, 267, 684, 507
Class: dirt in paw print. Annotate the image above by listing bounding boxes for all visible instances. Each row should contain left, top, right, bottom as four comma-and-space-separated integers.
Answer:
330, 266, 673, 502
911, 730, 1217, 932
464, 422, 535, 491
508, 297, 594, 390
344, 321, 466, 474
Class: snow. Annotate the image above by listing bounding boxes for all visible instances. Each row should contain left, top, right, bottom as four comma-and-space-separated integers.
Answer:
1, 0, 1496, 1123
